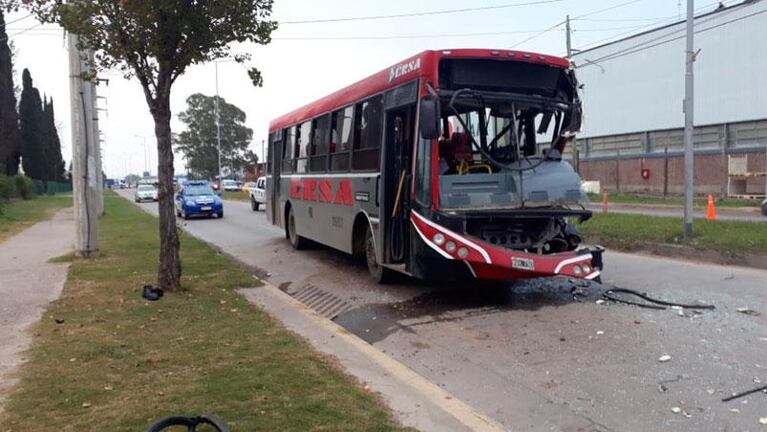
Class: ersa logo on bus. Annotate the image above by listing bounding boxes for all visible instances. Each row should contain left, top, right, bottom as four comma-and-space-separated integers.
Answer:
388, 58, 421, 83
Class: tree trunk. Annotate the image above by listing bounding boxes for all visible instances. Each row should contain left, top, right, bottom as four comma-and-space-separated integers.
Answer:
153, 94, 181, 291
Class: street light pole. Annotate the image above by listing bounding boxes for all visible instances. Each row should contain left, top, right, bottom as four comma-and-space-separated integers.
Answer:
683, 0, 695, 239
134, 134, 152, 176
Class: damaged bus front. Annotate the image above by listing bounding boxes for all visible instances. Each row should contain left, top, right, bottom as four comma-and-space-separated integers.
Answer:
410, 54, 603, 282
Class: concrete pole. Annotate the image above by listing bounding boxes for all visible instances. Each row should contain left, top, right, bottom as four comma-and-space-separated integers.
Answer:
683, 0, 695, 239
215, 62, 222, 184
68, 34, 98, 256
89, 51, 104, 216
565, 15, 572, 58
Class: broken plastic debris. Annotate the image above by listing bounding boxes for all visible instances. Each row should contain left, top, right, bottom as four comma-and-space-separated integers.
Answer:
671, 306, 683, 310
755, 377, 762, 384
596, 299, 606, 305
759, 417, 767, 425
729, 408, 741, 413
706, 389, 716, 395
658, 355, 672, 363
671, 407, 682, 414
736, 307, 761, 316
682, 410, 692, 418
596, 331, 604, 335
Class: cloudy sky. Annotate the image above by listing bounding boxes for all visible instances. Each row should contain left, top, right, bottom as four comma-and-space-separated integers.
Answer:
4, 0, 736, 178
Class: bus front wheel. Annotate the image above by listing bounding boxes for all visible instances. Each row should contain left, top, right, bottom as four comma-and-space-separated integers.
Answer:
287, 206, 307, 250
365, 225, 392, 284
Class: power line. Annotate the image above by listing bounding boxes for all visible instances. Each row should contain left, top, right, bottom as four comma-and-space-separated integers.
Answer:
0, 22, 42, 44
509, 19, 565, 48
582, 7, 767, 67
280, 0, 563, 24
0, 12, 34, 29
274, 28, 564, 41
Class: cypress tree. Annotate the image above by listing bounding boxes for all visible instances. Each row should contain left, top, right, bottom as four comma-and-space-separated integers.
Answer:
43, 97, 64, 181
0, 10, 22, 175
19, 69, 46, 181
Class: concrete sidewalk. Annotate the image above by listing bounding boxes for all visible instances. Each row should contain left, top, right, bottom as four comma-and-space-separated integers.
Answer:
0, 208, 74, 412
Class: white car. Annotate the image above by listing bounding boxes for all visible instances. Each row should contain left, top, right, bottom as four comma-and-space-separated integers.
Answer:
134, 184, 158, 202
221, 179, 241, 192
249, 177, 266, 211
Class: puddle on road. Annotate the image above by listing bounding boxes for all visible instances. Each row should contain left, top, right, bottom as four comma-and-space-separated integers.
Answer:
334, 278, 604, 343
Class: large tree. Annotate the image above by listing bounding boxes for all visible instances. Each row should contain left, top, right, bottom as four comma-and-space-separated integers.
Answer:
11, 0, 276, 290
175, 93, 256, 179
19, 68, 46, 180
0, 9, 21, 175
42, 96, 65, 181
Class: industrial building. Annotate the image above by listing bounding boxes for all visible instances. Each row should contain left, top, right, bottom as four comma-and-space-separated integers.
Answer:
571, 0, 766, 198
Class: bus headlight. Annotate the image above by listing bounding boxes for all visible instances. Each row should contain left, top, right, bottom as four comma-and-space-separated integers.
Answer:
573, 265, 583, 275
433, 233, 445, 245
457, 247, 469, 258
582, 264, 591, 273
445, 241, 456, 253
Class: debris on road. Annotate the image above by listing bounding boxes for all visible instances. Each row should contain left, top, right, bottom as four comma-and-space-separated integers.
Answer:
736, 307, 761, 316
722, 384, 767, 402
671, 407, 682, 414
600, 287, 715, 311
759, 417, 767, 425
658, 355, 672, 363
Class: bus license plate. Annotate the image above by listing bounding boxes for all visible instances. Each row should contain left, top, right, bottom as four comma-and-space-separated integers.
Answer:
201, 206, 212, 211
511, 257, 535, 271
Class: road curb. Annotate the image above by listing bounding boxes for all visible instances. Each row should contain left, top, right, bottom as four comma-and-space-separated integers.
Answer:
239, 284, 508, 432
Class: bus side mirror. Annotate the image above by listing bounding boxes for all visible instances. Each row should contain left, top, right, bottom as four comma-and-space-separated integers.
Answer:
419, 98, 441, 140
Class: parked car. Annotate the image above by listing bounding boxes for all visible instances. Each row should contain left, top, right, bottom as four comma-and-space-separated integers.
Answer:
175, 181, 223, 219
241, 181, 257, 194
134, 184, 158, 202
249, 177, 266, 211
761, 198, 767, 217
221, 179, 241, 192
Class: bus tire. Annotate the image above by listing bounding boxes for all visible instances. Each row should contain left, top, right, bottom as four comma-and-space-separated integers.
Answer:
365, 224, 392, 284
287, 205, 307, 250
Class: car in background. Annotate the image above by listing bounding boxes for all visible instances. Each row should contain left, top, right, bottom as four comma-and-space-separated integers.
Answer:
241, 181, 257, 194
221, 179, 241, 192
134, 184, 158, 202
175, 181, 223, 219
249, 177, 266, 211
761, 198, 767, 217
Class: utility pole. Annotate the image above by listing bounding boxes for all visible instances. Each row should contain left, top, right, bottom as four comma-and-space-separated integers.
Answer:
215, 62, 222, 184
565, 15, 580, 173
261, 139, 265, 177
565, 15, 572, 58
68, 34, 98, 256
683, 0, 695, 239
90, 53, 104, 216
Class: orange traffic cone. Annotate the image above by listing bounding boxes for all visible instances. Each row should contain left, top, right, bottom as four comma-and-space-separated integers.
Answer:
706, 194, 717, 221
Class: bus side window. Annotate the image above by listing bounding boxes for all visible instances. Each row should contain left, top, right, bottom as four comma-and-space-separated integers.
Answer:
296, 121, 311, 173
415, 137, 432, 207
352, 95, 383, 171
283, 126, 296, 173
309, 114, 331, 172
330, 105, 353, 172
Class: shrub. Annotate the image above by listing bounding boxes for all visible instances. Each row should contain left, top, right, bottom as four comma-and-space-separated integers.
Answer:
13, 175, 36, 200
0, 175, 13, 200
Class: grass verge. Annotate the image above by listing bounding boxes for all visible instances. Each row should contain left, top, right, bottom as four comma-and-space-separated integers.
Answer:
579, 213, 767, 255
0, 194, 405, 431
587, 192, 760, 208
0, 194, 72, 243
222, 190, 249, 201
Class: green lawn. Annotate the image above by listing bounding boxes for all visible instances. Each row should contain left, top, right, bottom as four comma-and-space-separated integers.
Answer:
0, 195, 405, 431
222, 190, 250, 201
0, 194, 72, 243
579, 213, 767, 255
587, 193, 761, 208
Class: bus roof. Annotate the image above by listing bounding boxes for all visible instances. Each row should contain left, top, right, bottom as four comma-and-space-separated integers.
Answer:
269, 49, 570, 132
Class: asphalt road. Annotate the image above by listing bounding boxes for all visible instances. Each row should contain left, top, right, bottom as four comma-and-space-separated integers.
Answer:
118, 190, 767, 432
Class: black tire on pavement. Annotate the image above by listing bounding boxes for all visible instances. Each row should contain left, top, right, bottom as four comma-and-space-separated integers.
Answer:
217, 211, 224, 219
287, 206, 307, 250
365, 224, 392, 284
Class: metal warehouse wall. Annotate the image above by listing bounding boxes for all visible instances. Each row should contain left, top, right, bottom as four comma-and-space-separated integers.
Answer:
572, 0, 767, 139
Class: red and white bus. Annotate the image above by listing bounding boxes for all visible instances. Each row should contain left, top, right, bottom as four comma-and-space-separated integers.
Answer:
266, 49, 603, 283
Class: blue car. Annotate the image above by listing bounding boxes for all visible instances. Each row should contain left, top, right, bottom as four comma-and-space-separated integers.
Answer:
175, 181, 223, 219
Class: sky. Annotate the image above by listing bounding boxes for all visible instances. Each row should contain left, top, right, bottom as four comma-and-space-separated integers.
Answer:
3, 0, 738, 178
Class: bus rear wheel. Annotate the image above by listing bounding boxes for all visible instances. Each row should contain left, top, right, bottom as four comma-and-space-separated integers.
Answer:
365, 225, 392, 284
287, 206, 307, 250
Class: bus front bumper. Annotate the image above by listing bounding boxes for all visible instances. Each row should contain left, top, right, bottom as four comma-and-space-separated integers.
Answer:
411, 211, 604, 281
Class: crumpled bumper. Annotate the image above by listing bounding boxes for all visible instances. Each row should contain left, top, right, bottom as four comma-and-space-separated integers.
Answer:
411, 211, 603, 281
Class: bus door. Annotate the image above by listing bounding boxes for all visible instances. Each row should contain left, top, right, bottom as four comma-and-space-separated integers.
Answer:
381, 81, 418, 265
267, 132, 282, 226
